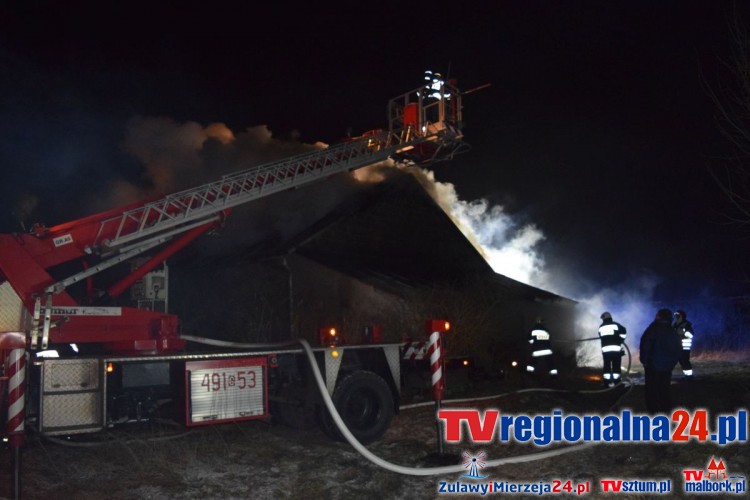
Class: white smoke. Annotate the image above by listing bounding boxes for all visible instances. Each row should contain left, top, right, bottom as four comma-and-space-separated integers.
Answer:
452, 199, 546, 285
106, 117, 660, 366
402, 166, 546, 285
570, 278, 660, 366
408, 166, 660, 366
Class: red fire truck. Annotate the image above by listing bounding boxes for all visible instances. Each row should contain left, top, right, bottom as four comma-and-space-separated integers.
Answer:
0, 74, 465, 495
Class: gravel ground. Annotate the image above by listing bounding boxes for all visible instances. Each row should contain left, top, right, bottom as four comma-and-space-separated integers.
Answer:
1, 357, 748, 499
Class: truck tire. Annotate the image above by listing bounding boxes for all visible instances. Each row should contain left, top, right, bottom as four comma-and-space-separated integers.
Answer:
318, 370, 394, 445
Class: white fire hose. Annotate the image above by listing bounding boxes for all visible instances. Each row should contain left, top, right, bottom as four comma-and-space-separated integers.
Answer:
180, 335, 628, 476
296, 338, 611, 476
37, 335, 629, 477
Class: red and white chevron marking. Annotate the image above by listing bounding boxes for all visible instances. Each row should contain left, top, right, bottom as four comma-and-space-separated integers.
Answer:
427, 331, 444, 401
6, 348, 26, 444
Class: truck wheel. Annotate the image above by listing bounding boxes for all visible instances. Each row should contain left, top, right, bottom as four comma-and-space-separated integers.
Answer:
318, 370, 394, 445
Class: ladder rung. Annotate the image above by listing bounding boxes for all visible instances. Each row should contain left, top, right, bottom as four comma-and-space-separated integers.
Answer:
99, 131, 440, 250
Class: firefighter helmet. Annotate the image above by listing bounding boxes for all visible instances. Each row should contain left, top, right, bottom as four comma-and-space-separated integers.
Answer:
600, 312, 612, 320
674, 309, 686, 319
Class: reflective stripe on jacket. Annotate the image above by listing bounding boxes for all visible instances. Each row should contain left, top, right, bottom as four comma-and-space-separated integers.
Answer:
674, 320, 694, 351
528, 326, 552, 356
598, 320, 627, 353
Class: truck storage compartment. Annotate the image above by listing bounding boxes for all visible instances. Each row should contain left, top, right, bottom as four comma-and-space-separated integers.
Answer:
39, 358, 103, 435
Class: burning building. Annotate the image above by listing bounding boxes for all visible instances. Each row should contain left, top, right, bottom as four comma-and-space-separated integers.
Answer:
169, 169, 578, 374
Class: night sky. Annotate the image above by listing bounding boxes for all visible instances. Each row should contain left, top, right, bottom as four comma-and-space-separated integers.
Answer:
2, 1, 749, 313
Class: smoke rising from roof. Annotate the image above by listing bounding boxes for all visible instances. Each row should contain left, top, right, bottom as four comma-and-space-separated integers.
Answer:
103, 117, 325, 206
99, 118, 403, 256
368, 159, 748, 358
94, 116, 663, 361
393, 164, 661, 364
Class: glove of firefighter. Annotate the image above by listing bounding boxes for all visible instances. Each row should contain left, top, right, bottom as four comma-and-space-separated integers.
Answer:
620, 347, 625, 356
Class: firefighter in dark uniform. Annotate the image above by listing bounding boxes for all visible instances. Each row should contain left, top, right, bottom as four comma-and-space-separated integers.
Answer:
598, 312, 627, 387
640, 308, 682, 413
526, 317, 558, 381
673, 309, 695, 379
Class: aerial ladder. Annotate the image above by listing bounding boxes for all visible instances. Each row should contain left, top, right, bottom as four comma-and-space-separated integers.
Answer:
0, 75, 465, 356
0, 74, 470, 499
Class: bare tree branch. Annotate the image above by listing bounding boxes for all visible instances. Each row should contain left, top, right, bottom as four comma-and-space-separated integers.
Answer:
704, 3, 750, 227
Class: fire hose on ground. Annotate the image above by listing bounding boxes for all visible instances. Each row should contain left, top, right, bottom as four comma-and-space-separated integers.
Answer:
180, 334, 629, 475
18, 335, 635, 478
297, 337, 628, 476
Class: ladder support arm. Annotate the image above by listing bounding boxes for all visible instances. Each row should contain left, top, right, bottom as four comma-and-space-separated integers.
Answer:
107, 221, 218, 299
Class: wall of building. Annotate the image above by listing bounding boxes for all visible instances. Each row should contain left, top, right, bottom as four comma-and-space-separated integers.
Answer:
171, 252, 578, 374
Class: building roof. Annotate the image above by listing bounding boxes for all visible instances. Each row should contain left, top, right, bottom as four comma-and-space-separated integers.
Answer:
196, 170, 573, 304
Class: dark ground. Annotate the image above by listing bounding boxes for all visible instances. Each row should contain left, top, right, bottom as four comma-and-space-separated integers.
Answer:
1, 356, 748, 499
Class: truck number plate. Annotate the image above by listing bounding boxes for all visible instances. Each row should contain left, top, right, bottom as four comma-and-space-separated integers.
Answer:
185, 358, 267, 426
